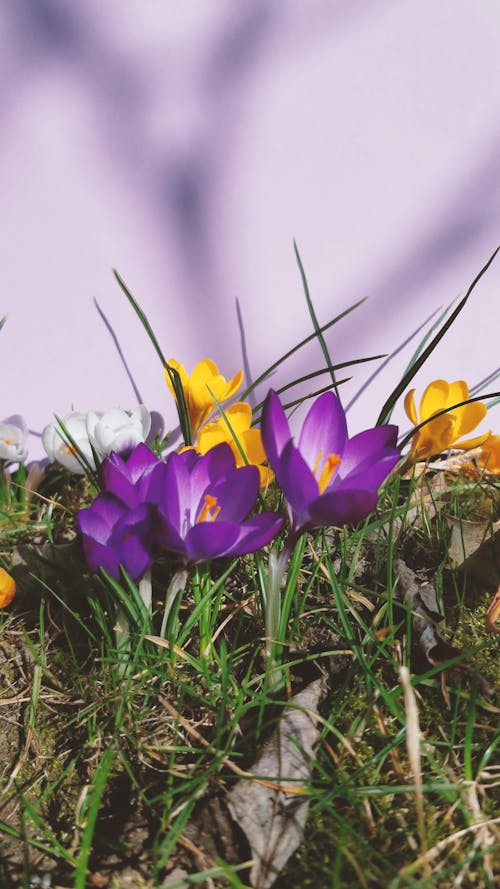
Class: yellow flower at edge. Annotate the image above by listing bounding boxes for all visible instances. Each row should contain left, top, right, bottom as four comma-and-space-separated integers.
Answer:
165, 358, 243, 436
195, 402, 274, 489
404, 379, 490, 460
476, 434, 500, 475
0, 567, 16, 608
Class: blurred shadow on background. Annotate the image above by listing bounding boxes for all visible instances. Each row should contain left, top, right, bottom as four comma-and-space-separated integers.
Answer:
3, 0, 498, 399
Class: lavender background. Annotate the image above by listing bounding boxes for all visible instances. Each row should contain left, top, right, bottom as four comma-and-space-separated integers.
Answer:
2, 1, 499, 460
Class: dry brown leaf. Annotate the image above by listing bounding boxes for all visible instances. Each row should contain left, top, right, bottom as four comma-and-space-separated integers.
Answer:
227, 678, 325, 889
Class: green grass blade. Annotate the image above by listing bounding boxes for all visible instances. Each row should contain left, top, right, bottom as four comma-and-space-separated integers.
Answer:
240, 298, 367, 401
73, 747, 116, 889
113, 269, 192, 443
54, 415, 99, 486
113, 269, 168, 366
376, 245, 500, 425
294, 240, 338, 397
346, 305, 443, 412
254, 357, 384, 415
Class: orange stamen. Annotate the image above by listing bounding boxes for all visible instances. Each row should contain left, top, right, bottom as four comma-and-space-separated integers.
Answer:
317, 453, 341, 494
197, 493, 221, 523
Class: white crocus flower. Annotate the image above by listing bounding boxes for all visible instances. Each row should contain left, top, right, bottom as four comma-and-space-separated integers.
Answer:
42, 412, 96, 474
86, 405, 151, 460
0, 415, 28, 463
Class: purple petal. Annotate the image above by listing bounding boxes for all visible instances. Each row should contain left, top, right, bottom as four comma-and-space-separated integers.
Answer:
336, 453, 400, 491
115, 535, 154, 581
99, 461, 140, 508
277, 440, 318, 524
80, 537, 121, 578
77, 496, 125, 540
203, 442, 236, 482
184, 521, 240, 563
309, 489, 379, 527
261, 390, 292, 468
155, 514, 187, 556
207, 466, 259, 524
298, 391, 348, 471
161, 451, 192, 531
126, 443, 160, 481
222, 513, 285, 557
338, 426, 399, 477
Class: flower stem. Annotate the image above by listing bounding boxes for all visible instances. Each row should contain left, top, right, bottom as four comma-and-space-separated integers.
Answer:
265, 533, 297, 689
138, 569, 152, 614
160, 568, 189, 638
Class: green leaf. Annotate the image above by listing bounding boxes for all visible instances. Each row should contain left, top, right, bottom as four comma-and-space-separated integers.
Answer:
294, 241, 338, 396
113, 269, 192, 444
376, 245, 500, 425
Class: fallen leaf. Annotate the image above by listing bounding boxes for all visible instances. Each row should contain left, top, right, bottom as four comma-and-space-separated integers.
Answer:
227, 678, 325, 889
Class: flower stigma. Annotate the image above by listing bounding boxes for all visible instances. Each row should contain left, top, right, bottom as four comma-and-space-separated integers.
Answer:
197, 494, 221, 523
313, 450, 341, 494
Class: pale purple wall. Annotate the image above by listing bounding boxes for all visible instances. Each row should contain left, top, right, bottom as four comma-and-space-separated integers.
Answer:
2, 1, 499, 460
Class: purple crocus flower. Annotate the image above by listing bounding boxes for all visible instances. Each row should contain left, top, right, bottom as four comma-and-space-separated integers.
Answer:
77, 495, 156, 581
99, 443, 161, 508
261, 390, 400, 536
155, 442, 284, 565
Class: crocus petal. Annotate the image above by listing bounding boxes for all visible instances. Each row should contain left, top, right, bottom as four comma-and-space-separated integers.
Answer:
335, 453, 401, 491
453, 430, 491, 451
0, 567, 16, 607
403, 390, 418, 426
169, 358, 244, 433
115, 535, 154, 582
446, 381, 469, 410
185, 521, 241, 562
78, 496, 125, 542
298, 391, 348, 471
160, 451, 192, 531
277, 440, 319, 527
420, 379, 450, 418
309, 489, 379, 527
80, 537, 121, 578
478, 434, 500, 474
338, 426, 399, 478
452, 401, 488, 439
222, 513, 285, 558
207, 465, 259, 524
261, 390, 292, 467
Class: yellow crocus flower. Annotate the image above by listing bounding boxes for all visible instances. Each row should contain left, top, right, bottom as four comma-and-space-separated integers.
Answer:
0, 567, 16, 607
195, 402, 273, 489
404, 379, 490, 460
165, 359, 243, 436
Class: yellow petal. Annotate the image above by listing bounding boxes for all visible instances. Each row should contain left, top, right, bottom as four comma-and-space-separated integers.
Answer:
419, 379, 450, 419
223, 402, 252, 432
411, 413, 455, 459
0, 567, 16, 608
196, 422, 228, 454
188, 361, 243, 432
452, 401, 488, 439
454, 430, 491, 452
241, 428, 267, 465
478, 434, 500, 474
445, 380, 469, 410
404, 389, 418, 425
